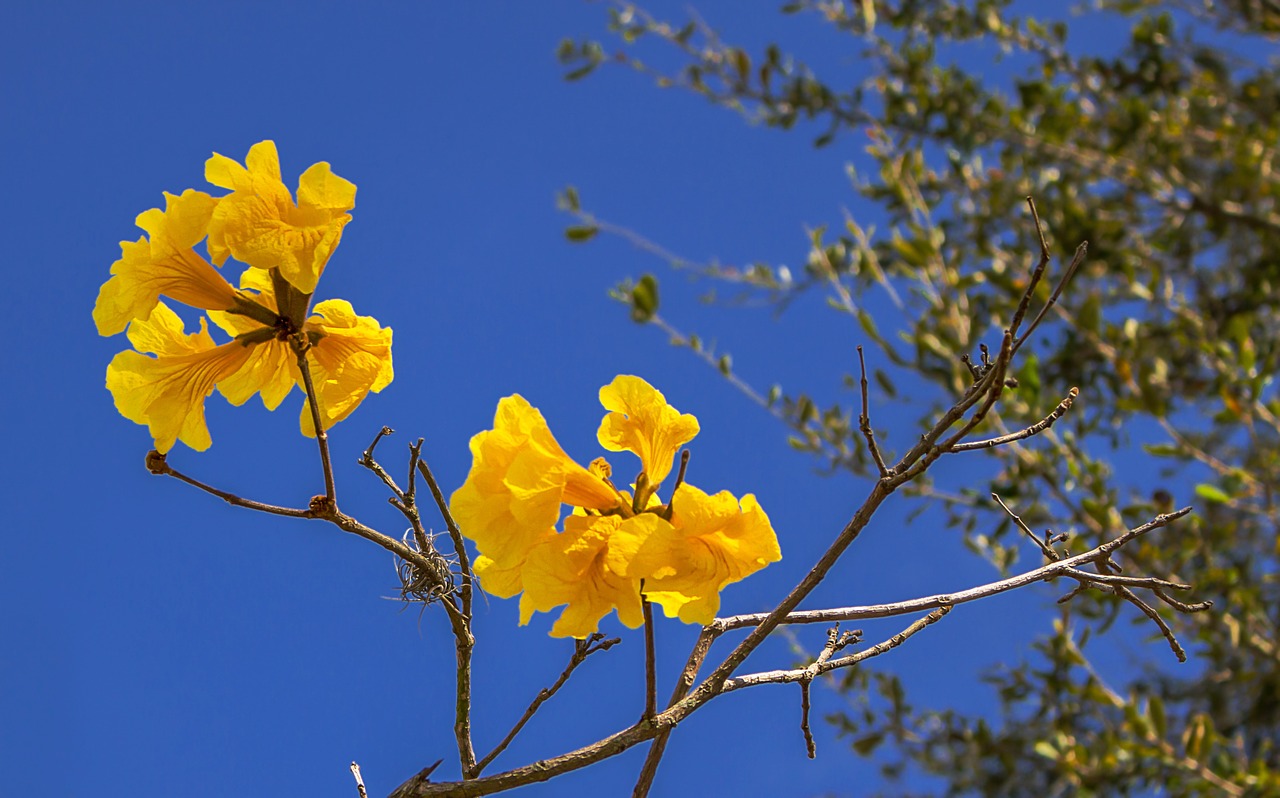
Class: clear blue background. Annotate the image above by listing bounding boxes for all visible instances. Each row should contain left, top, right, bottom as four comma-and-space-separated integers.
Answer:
2, 3, 1175, 796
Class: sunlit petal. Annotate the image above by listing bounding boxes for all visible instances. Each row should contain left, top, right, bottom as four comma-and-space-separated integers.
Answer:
206, 140, 355, 294
93, 189, 237, 336
106, 303, 255, 453
597, 375, 699, 485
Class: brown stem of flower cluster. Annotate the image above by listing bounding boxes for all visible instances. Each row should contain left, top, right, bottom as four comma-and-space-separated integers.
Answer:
642, 593, 658, 721
291, 339, 338, 508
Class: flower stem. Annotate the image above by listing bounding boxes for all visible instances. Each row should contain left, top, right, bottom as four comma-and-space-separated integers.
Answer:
642, 586, 657, 721
292, 339, 337, 507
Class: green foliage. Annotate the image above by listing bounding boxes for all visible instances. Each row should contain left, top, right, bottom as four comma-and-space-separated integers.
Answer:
563, 1, 1280, 794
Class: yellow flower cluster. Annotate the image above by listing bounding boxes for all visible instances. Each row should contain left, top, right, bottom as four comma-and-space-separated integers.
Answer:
451, 376, 782, 638
94, 141, 393, 452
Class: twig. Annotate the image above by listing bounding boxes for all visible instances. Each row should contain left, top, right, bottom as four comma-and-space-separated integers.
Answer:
712, 507, 1194, 632
359, 426, 404, 498
642, 592, 658, 721
1153, 587, 1213, 613
992, 493, 1061, 561
417, 458, 474, 614
351, 762, 369, 798
797, 624, 860, 759
145, 451, 312, 518
1014, 240, 1088, 355
291, 337, 338, 508
857, 347, 891, 477
473, 634, 620, 775
1060, 567, 1191, 591
799, 680, 816, 758
391, 506, 1195, 798
953, 388, 1079, 451
721, 608, 949, 692
1007, 197, 1054, 339
632, 626, 717, 797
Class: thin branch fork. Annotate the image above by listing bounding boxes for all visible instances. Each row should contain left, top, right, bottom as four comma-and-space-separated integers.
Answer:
360, 429, 479, 776
389, 506, 1197, 798
710, 505, 1196, 633
857, 346, 891, 477
722, 607, 947, 693
473, 634, 620, 777
952, 387, 1079, 452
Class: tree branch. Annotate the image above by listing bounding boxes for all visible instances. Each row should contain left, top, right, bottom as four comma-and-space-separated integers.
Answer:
473, 634, 620, 776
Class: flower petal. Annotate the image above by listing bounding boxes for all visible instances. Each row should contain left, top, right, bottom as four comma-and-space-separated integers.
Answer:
631, 483, 781, 626
106, 303, 255, 452
294, 298, 393, 437
93, 190, 237, 336
519, 515, 648, 639
217, 339, 294, 410
597, 375, 700, 485
451, 395, 619, 592
205, 140, 354, 294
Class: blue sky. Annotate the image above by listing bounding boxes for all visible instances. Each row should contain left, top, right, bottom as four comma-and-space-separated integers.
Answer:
2, 3, 1184, 796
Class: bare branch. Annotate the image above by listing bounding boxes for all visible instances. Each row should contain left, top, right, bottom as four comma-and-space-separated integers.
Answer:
359, 426, 404, 498
712, 507, 1194, 633
1014, 240, 1088, 355
857, 346, 891, 477
953, 387, 1079, 452
351, 762, 369, 798
417, 458, 474, 613
799, 680, 816, 758
1007, 196, 1054, 339
632, 626, 718, 797
474, 634, 620, 776
721, 608, 949, 692
146, 451, 313, 518
992, 493, 1062, 561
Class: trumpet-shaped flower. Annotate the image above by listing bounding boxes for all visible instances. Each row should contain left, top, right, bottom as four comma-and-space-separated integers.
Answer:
210, 270, 393, 434
453, 376, 781, 638
629, 483, 782, 625
597, 374, 699, 486
107, 303, 256, 453
206, 140, 356, 294
98, 141, 391, 452
519, 514, 665, 639
93, 189, 239, 336
451, 395, 619, 597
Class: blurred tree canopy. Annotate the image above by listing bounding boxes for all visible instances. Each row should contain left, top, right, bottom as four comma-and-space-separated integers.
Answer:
559, 1, 1280, 795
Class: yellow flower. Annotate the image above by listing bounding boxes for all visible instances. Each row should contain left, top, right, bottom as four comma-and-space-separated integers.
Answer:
598, 374, 700, 486
453, 376, 781, 638
208, 269, 394, 437
451, 395, 619, 598
205, 140, 356, 295
99, 144, 391, 452
106, 302, 255, 453
93, 189, 239, 336
629, 483, 782, 626
519, 514, 666, 639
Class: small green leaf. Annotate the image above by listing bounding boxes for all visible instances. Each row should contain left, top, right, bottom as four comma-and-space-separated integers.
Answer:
564, 225, 599, 242
630, 274, 659, 323
1194, 483, 1231, 504
1150, 695, 1167, 738
1033, 740, 1058, 759
852, 732, 883, 755
558, 185, 581, 211
718, 354, 733, 375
